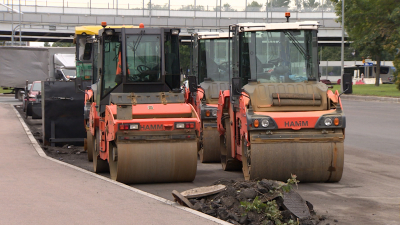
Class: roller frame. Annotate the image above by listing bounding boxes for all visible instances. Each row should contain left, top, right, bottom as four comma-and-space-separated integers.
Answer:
92, 128, 109, 173
101, 103, 200, 184
219, 89, 345, 182
220, 118, 242, 171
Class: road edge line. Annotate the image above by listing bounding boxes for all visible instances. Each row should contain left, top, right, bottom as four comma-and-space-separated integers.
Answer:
12, 105, 231, 225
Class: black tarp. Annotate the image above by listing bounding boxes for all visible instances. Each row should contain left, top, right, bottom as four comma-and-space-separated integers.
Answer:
42, 81, 91, 146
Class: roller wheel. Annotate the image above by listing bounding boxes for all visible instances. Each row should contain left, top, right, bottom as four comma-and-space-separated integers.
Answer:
242, 138, 252, 181
86, 130, 93, 162
108, 142, 118, 181
220, 118, 241, 171
92, 128, 108, 173
199, 125, 221, 163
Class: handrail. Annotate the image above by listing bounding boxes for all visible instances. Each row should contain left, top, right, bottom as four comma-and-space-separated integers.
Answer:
0, 0, 336, 14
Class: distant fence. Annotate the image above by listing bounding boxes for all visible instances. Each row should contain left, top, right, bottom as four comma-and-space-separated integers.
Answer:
1, 0, 336, 17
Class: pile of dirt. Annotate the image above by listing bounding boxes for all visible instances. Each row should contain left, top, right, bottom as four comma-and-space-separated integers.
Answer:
182, 178, 327, 225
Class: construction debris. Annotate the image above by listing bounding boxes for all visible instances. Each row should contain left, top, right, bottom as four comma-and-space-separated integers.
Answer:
174, 178, 321, 225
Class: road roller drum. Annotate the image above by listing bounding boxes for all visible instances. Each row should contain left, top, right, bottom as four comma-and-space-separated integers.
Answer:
242, 141, 344, 182
199, 124, 221, 163
108, 140, 198, 184
86, 130, 93, 162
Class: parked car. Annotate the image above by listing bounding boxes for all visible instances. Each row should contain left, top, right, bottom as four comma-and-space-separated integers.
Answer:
24, 81, 41, 118
22, 83, 32, 112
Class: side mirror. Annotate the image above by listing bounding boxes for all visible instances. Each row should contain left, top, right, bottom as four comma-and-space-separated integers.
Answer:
188, 75, 198, 93
231, 77, 242, 97
341, 73, 353, 94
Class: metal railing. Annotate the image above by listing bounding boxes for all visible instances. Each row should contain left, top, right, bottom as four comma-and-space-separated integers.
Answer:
1, 0, 336, 17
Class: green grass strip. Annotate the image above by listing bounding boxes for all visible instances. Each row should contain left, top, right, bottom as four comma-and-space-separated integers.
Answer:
330, 84, 400, 97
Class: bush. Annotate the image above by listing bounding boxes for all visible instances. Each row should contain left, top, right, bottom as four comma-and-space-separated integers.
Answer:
394, 56, 400, 90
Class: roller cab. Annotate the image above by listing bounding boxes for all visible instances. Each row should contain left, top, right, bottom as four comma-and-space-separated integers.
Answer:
187, 32, 231, 162
87, 24, 200, 184
217, 21, 346, 182
75, 25, 135, 161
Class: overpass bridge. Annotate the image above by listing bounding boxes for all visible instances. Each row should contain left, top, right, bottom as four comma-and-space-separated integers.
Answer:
0, 0, 345, 45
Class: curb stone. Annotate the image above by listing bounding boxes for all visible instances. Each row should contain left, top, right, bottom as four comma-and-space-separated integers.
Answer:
340, 95, 400, 104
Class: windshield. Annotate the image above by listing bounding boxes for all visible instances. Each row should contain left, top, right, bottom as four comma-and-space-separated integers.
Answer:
198, 38, 231, 82
102, 35, 121, 97
239, 30, 318, 84
32, 82, 41, 91
126, 34, 161, 82
77, 37, 93, 62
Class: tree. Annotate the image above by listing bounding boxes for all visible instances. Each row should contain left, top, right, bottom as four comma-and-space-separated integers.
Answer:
318, 46, 358, 61
52, 42, 74, 47
147, 3, 169, 10
266, 0, 290, 8
179, 4, 204, 11
222, 3, 236, 11
323, 0, 334, 8
44, 42, 50, 47
179, 45, 190, 75
295, 0, 302, 10
383, 6, 400, 89
332, 0, 399, 86
247, 1, 263, 11
303, 0, 320, 11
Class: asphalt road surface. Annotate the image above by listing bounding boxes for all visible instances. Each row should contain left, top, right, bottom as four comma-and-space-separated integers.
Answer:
297, 100, 400, 224
3, 94, 400, 225
132, 100, 400, 224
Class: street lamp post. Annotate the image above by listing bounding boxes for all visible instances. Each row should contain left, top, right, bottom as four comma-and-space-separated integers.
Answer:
12, 24, 21, 44
12, 1, 14, 45
340, 0, 345, 91
19, 0, 21, 46
2, 1, 24, 46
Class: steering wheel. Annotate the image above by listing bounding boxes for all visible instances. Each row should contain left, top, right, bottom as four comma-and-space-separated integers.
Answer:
137, 65, 151, 73
268, 58, 281, 66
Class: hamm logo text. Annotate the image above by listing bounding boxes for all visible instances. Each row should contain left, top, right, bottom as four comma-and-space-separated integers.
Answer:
140, 124, 163, 130
284, 121, 308, 127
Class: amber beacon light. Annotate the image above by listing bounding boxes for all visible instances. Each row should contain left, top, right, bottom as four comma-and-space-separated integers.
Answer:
285, 12, 290, 22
